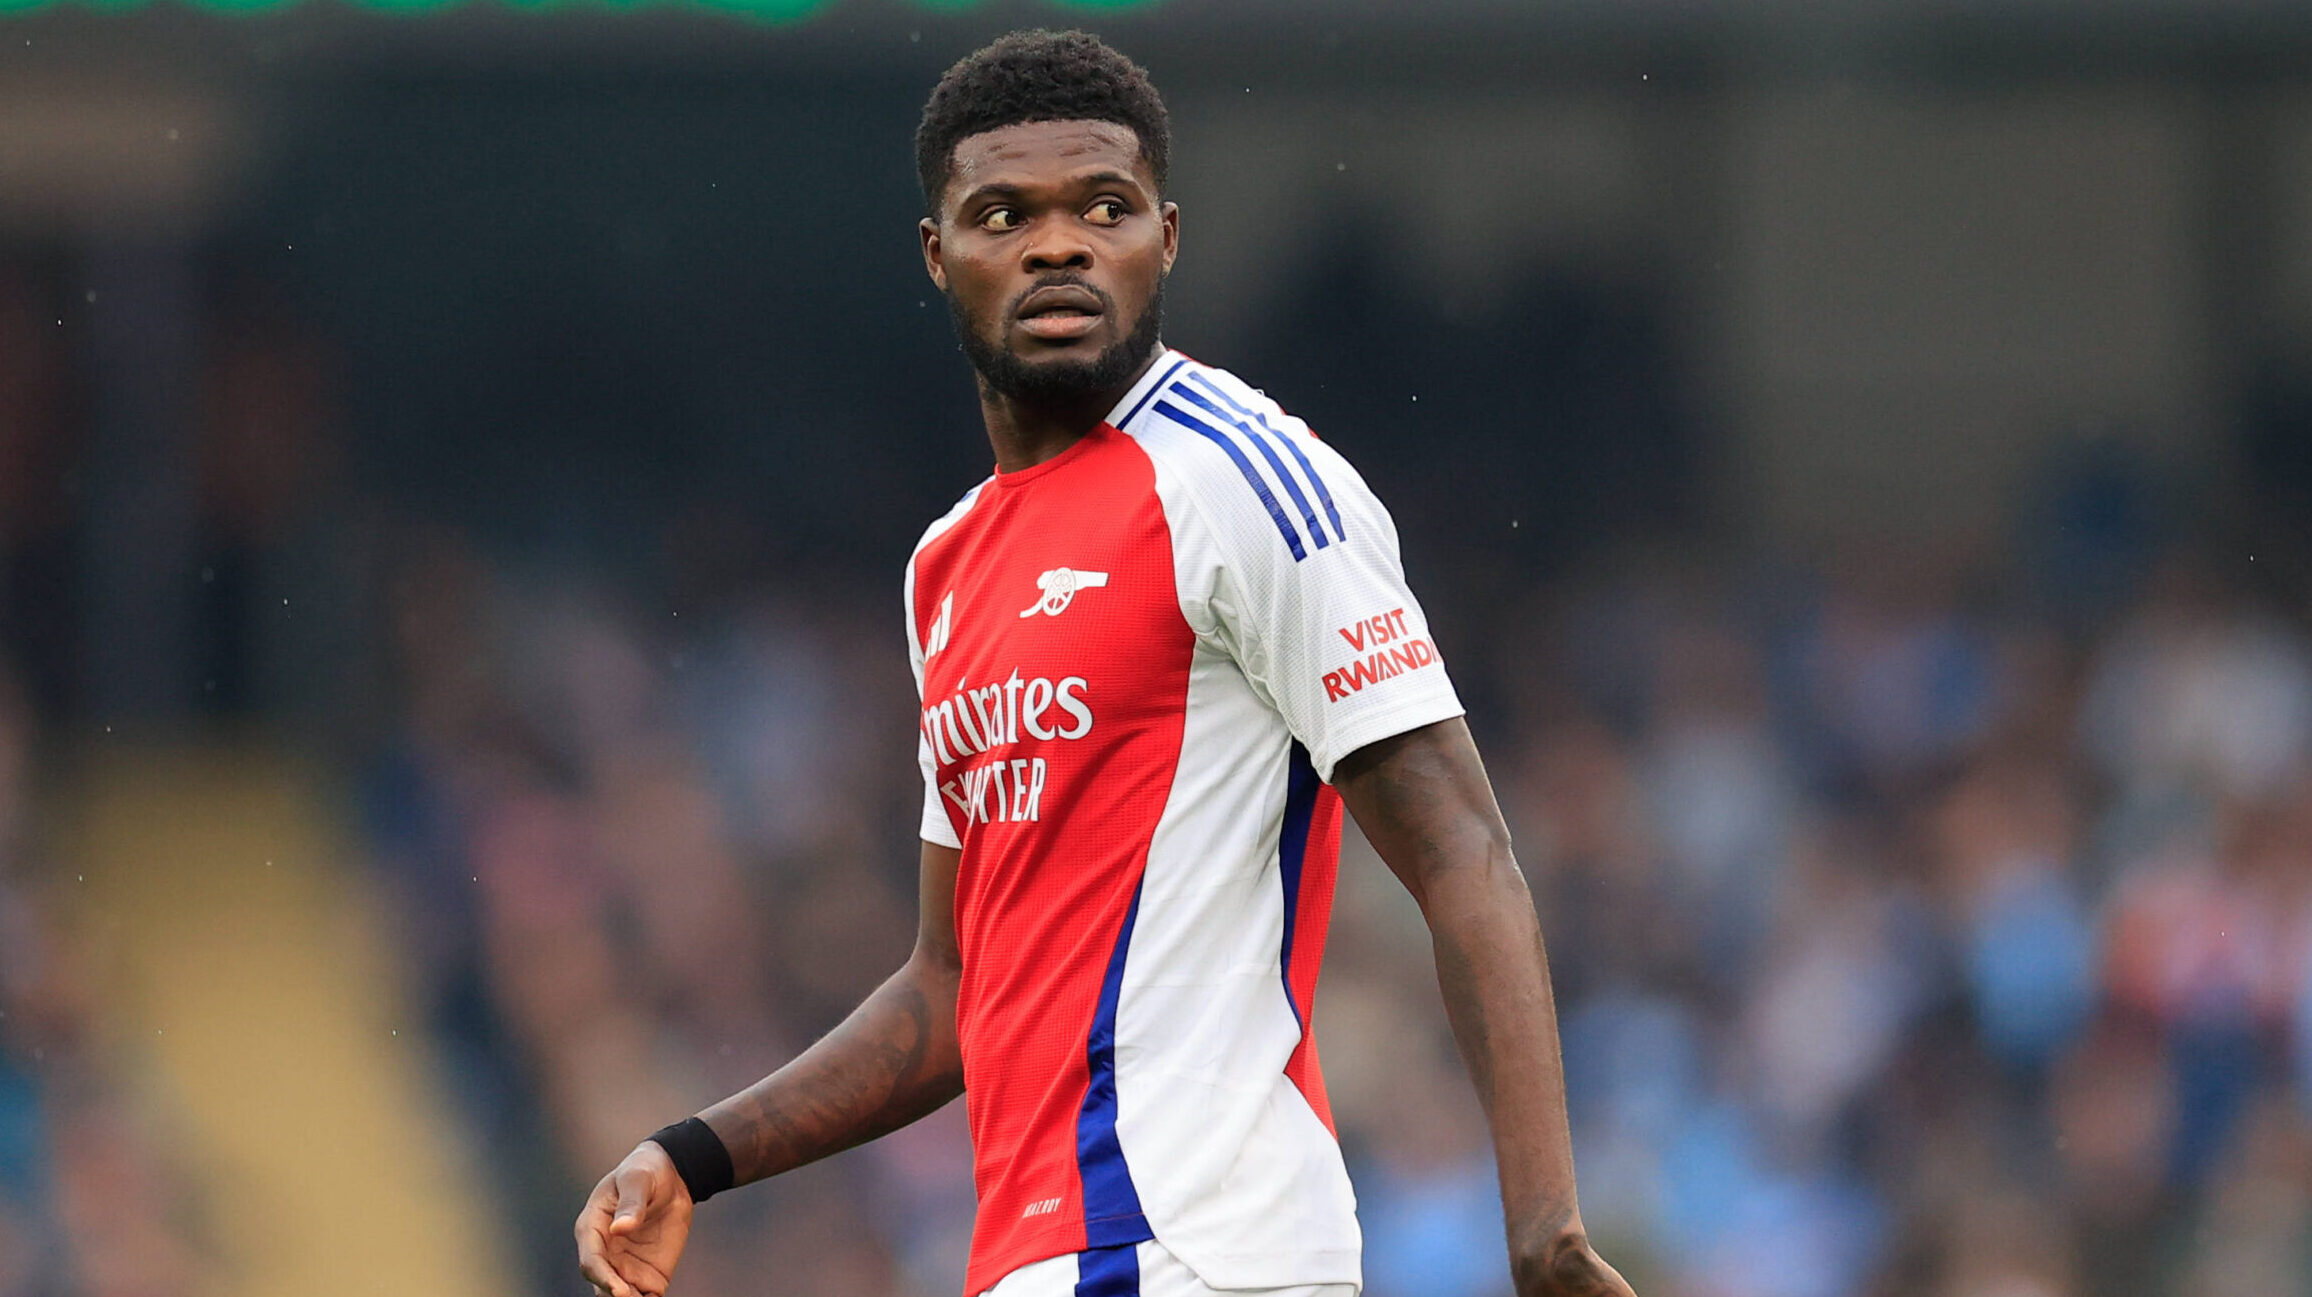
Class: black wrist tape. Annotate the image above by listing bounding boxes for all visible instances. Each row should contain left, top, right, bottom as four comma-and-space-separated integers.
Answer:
646, 1116, 735, 1204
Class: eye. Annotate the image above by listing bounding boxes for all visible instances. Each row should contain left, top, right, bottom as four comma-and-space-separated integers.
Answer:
979, 207, 1021, 233
1085, 199, 1128, 225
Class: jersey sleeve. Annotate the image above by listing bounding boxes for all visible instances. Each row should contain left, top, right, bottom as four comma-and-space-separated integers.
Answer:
918, 735, 960, 849
906, 558, 964, 850
1186, 408, 1465, 782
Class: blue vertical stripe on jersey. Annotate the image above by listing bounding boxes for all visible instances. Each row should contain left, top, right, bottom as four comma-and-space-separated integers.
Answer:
1114, 357, 1189, 431
1277, 742, 1321, 1030
1182, 370, 1346, 544
1073, 1243, 1141, 1297
1153, 399, 1309, 561
1076, 879, 1152, 1246
1167, 381, 1333, 552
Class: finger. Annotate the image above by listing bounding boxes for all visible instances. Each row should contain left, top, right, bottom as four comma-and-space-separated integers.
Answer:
577, 1192, 623, 1259
582, 1220, 638, 1294
577, 1249, 637, 1297
626, 1255, 677, 1297
574, 1211, 607, 1260
575, 1187, 638, 1297
575, 1187, 614, 1240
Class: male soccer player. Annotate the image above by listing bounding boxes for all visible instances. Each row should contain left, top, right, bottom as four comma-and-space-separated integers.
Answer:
576, 30, 1634, 1297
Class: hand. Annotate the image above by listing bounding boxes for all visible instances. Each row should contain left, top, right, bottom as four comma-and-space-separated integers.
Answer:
1513, 1231, 1637, 1297
575, 1142, 695, 1297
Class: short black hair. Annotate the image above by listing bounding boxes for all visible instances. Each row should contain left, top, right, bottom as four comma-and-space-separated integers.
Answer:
915, 29, 1170, 216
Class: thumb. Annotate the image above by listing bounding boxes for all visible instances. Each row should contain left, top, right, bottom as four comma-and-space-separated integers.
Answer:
610, 1169, 650, 1234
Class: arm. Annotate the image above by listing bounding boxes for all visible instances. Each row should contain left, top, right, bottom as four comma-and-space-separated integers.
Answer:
576, 840, 965, 1297
1332, 718, 1632, 1297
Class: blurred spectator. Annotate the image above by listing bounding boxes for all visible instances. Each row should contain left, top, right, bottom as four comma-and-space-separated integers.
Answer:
1932, 754, 2096, 1073
1795, 550, 2010, 799
2081, 563, 2312, 805
0, 663, 216, 1297
2174, 1096, 2312, 1297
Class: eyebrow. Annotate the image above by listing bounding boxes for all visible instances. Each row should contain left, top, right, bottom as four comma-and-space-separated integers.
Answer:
954, 169, 1148, 209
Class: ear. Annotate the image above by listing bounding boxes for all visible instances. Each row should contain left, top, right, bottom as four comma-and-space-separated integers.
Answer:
1158, 200, 1179, 277
920, 216, 948, 293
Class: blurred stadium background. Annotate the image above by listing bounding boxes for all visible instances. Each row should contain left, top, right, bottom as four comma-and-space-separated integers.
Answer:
6, 1, 2312, 1295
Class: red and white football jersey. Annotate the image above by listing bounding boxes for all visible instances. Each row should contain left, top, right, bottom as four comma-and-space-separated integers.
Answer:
904, 352, 1464, 1297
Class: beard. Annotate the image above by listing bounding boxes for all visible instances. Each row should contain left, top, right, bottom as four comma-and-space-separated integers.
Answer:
950, 275, 1164, 405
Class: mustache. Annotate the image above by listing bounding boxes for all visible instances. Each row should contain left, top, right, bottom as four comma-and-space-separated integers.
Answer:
1007, 274, 1115, 317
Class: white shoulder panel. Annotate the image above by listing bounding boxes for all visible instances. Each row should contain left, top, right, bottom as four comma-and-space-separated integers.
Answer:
1120, 361, 1463, 781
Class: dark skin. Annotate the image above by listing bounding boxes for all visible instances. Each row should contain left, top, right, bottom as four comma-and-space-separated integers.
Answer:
575, 118, 1632, 1297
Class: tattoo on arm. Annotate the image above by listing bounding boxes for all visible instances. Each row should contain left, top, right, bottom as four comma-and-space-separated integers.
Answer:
703, 968, 963, 1184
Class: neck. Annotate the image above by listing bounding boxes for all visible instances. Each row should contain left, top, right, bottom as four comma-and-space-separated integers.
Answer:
979, 345, 1165, 474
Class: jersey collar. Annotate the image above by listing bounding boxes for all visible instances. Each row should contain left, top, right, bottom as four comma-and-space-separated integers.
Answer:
1103, 348, 1189, 432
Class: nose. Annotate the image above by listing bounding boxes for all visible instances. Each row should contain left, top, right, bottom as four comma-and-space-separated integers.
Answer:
1021, 217, 1092, 272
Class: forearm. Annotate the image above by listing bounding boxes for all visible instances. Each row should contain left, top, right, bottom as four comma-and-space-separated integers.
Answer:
1417, 854, 1591, 1275
697, 954, 964, 1187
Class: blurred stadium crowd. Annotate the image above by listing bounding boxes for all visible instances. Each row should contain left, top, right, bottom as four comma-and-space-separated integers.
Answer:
2, 259, 2311, 1297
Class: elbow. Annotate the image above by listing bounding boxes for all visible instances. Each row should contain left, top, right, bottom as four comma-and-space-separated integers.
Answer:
1456, 816, 1526, 888
1410, 827, 1531, 921
902, 943, 964, 1003
913, 947, 963, 987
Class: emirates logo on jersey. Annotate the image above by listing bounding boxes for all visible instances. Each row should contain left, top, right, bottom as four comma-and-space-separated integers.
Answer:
921, 672, 1093, 763
1019, 567, 1109, 618
922, 670, 1095, 829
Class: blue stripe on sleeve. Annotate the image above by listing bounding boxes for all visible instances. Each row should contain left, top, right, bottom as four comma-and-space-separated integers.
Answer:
1277, 742, 1321, 1030
1169, 382, 1332, 552
1153, 399, 1308, 561
1076, 880, 1152, 1248
1182, 370, 1346, 543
